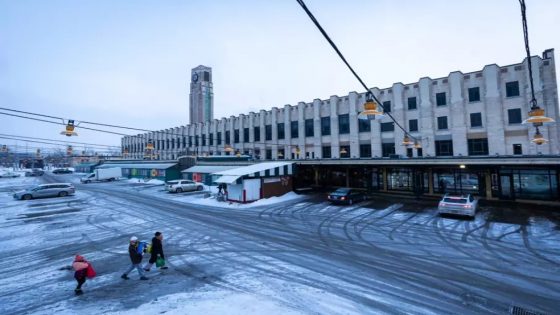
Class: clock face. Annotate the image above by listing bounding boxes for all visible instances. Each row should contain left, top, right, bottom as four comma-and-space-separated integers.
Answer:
192, 73, 199, 82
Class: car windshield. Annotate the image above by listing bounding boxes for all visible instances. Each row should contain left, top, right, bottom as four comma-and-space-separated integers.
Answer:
443, 197, 468, 204
332, 188, 350, 194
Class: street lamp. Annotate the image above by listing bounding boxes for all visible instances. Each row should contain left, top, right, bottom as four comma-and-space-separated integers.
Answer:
358, 93, 384, 120
401, 135, 414, 146
61, 120, 78, 137
518, 0, 554, 142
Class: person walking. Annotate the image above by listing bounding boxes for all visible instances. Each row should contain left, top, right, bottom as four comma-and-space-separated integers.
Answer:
121, 236, 148, 280
144, 231, 168, 272
72, 255, 90, 295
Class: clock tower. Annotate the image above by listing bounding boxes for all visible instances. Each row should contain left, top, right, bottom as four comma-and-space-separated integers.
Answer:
189, 65, 213, 124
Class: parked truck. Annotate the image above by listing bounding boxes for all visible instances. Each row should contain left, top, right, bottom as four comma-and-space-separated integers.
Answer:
80, 167, 121, 183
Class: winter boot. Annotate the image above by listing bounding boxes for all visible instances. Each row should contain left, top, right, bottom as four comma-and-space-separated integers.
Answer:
121, 274, 129, 280
160, 266, 168, 270
143, 268, 150, 272
140, 276, 149, 280
74, 289, 83, 295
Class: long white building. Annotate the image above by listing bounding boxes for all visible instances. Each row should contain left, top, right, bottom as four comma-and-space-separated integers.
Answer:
123, 49, 559, 161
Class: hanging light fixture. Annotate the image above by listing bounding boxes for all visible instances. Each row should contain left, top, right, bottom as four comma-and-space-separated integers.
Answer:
401, 135, 414, 146
61, 120, 78, 137
66, 145, 73, 156
277, 150, 284, 158
340, 147, 348, 155
295, 146, 301, 155
145, 140, 154, 151
518, 0, 554, 128
235, 150, 241, 157
358, 93, 384, 120
413, 140, 422, 149
224, 144, 234, 153
531, 127, 548, 145
123, 148, 129, 157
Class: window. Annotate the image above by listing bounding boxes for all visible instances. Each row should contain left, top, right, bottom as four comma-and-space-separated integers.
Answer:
506, 81, 520, 97
194, 136, 199, 147
436, 92, 447, 106
360, 144, 371, 158
508, 108, 522, 124
266, 149, 272, 160
277, 123, 285, 139
254, 126, 260, 141
182, 137, 186, 147
243, 128, 249, 142
209, 134, 213, 146
188, 136, 193, 147
382, 143, 395, 157
513, 144, 522, 155
409, 119, 418, 132
435, 140, 453, 156
408, 97, 417, 110
406, 148, 413, 158
234, 130, 239, 143
358, 119, 370, 133
470, 113, 482, 127
468, 87, 480, 102
202, 135, 206, 146
417, 148, 423, 157
468, 138, 489, 156
265, 125, 272, 141
437, 116, 448, 130
338, 114, 350, 134
321, 117, 331, 135
291, 121, 299, 138
305, 119, 314, 137
217, 132, 222, 145
382, 101, 391, 113
381, 122, 395, 132
225, 131, 230, 144
278, 149, 285, 159
322, 146, 331, 158
340, 145, 350, 158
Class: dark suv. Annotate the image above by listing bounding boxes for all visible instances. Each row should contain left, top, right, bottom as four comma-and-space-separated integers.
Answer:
25, 169, 44, 177
52, 168, 73, 174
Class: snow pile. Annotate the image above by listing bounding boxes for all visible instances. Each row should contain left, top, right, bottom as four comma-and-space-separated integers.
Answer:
175, 192, 304, 209
126, 178, 165, 185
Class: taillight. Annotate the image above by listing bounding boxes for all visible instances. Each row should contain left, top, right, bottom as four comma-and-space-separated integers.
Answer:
341, 196, 346, 200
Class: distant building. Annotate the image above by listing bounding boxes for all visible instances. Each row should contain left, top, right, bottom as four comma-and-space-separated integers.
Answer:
189, 65, 213, 124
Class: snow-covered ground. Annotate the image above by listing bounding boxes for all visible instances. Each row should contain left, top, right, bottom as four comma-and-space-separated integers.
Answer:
1, 173, 559, 314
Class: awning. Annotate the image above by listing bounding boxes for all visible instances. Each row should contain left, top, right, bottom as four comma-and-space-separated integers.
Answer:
214, 175, 241, 184
213, 162, 293, 177
182, 165, 240, 174
97, 163, 177, 169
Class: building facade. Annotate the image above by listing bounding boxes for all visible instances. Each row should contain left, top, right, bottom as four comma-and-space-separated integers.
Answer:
123, 50, 560, 202
189, 65, 214, 124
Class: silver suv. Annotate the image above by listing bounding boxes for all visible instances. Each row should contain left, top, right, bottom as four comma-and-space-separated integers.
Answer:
438, 194, 478, 217
166, 180, 203, 193
13, 183, 75, 200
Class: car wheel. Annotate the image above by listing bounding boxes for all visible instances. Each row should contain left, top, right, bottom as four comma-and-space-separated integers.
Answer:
176, 188, 183, 193
197, 185, 203, 191
23, 194, 32, 200
58, 191, 68, 197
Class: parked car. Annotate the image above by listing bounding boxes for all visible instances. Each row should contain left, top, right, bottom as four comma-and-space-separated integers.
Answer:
327, 188, 366, 205
166, 180, 203, 193
0, 172, 21, 178
25, 169, 45, 177
13, 183, 75, 200
438, 194, 478, 217
52, 168, 73, 174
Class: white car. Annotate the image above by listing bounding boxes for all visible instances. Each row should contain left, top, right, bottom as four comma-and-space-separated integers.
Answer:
0, 172, 20, 178
166, 180, 203, 193
438, 194, 478, 217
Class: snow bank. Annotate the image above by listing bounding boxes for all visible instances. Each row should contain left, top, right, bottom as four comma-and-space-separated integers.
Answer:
126, 178, 165, 185
175, 192, 304, 209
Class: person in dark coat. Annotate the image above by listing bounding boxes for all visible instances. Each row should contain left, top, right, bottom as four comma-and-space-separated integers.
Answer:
144, 231, 167, 271
121, 236, 148, 280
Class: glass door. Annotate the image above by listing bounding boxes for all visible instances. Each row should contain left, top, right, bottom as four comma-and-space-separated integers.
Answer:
499, 174, 514, 200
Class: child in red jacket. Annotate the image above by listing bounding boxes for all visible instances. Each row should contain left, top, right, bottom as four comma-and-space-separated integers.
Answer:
72, 255, 89, 295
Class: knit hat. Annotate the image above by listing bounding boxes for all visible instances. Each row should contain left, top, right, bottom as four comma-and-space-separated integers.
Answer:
130, 236, 138, 242
155, 232, 162, 237
75, 255, 85, 261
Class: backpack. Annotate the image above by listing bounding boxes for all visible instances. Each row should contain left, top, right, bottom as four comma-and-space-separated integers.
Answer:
146, 243, 152, 254
136, 242, 147, 254
86, 264, 96, 278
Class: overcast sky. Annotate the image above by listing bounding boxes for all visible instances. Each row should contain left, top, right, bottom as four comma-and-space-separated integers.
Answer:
1, 0, 559, 153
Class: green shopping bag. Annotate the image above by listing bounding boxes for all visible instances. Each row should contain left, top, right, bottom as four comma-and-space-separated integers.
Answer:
156, 256, 165, 268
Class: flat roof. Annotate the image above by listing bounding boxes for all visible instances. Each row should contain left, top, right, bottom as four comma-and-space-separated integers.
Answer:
213, 162, 293, 177
97, 163, 177, 169
182, 165, 240, 174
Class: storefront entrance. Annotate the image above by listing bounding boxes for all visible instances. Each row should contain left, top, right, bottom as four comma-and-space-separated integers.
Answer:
499, 174, 514, 200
